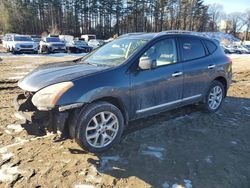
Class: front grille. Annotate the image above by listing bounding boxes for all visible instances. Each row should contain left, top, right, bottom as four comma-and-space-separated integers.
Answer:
20, 45, 33, 48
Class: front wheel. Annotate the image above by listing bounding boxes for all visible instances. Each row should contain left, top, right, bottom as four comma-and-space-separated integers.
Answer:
202, 80, 225, 112
73, 102, 124, 153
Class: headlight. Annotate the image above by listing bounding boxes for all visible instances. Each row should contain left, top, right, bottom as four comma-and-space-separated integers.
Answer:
32, 82, 74, 110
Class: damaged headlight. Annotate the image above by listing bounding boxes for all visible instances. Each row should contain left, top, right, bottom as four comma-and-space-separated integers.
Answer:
32, 82, 74, 110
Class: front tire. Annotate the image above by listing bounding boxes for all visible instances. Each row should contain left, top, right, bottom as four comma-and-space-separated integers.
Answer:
202, 80, 225, 112
73, 102, 124, 153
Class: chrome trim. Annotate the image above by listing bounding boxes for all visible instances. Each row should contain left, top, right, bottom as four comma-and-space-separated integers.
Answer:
208, 64, 216, 69
172, 72, 183, 77
58, 103, 84, 112
136, 94, 202, 114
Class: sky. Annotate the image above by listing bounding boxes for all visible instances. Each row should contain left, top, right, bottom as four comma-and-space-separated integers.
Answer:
204, 0, 250, 13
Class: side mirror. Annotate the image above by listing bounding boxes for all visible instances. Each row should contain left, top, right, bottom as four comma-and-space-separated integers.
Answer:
139, 57, 156, 70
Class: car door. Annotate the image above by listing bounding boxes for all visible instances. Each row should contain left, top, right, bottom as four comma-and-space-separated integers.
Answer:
130, 38, 183, 118
178, 36, 215, 100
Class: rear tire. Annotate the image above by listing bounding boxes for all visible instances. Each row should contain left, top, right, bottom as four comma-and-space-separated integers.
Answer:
72, 102, 124, 153
201, 80, 225, 112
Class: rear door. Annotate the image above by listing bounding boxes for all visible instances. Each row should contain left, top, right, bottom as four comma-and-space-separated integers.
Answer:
178, 36, 215, 100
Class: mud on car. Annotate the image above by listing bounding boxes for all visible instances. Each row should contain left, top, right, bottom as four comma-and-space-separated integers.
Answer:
15, 31, 232, 153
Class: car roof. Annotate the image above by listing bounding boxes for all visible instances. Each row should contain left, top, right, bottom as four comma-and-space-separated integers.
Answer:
119, 31, 214, 42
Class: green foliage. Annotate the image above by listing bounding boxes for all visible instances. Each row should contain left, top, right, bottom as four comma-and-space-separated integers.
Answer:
0, 0, 213, 38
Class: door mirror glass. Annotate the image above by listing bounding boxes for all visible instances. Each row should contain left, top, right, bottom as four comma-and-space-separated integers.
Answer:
139, 57, 155, 70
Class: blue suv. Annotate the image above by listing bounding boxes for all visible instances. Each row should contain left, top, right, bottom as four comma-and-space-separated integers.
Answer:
15, 31, 232, 152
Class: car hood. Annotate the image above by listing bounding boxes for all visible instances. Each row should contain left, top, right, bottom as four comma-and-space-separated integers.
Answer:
18, 61, 110, 92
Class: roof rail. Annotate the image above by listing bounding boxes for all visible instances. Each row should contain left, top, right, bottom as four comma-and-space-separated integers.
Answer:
119, 32, 147, 38
155, 30, 209, 38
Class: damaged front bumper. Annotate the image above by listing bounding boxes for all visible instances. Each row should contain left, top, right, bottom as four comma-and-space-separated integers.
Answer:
14, 93, 78, 133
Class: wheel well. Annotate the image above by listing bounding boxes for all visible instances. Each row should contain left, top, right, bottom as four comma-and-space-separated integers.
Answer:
214, 76, 227, 97
93, 97, 128, 125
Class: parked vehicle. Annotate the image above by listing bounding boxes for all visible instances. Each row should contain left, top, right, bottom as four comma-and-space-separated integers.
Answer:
66, 40, 93, 53
59, 35, 74, 44
39, 37, 66, 53
221, 45, 236, 54
88, 39, 105, 49
8, 35, 39, 54
81, 34, 96, 42
15, 31, 232, 153
234, 45, 249, 54
243, 45, 250, 51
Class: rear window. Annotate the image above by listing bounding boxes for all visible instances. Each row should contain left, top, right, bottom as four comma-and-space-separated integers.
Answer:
204, 40, 217, 54
179, 37, 206, 61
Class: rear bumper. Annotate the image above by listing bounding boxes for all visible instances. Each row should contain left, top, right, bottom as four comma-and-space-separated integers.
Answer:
14, 93, 69, 133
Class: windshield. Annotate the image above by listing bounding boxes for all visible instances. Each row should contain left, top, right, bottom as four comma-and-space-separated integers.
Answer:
14, 36, 32, 41
83, 38, 147, 66
46, 37, 61, 42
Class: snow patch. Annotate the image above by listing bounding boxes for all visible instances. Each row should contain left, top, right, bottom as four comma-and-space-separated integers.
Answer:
0, 164, 21, 183
141, 146, 165, 160
243, 106, 250, 111
1, 152, 14, 161
231, 141, 237, 145
7, 124, 24, 133
163, 180, 192, 188
100, 155, 121, 171
205, 155, 213, 164
0, 134, 54, 154
172, 184, 185, 188
184, 179, 192, 188
162, 181, 170, 188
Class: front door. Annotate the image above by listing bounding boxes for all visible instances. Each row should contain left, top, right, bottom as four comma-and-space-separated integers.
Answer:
130, 38, 183, 118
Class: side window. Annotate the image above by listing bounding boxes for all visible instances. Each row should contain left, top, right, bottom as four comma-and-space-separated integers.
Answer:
179, 37, 206, 61
142, 39, 177, 67
204, 40, 217, 54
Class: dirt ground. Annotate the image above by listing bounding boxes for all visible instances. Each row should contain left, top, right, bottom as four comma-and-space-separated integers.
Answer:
0, 51, 250, 188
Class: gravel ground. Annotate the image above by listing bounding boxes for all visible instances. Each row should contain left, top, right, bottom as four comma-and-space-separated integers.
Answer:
0, 52, 250, 188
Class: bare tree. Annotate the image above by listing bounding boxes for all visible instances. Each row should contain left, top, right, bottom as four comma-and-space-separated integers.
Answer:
208, 3, 224, 31
227, 12, 245, 36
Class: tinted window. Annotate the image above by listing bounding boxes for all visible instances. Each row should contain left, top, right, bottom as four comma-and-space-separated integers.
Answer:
179, 37, 206, 61
204, 40, 217, 54
142, 39, 177, 67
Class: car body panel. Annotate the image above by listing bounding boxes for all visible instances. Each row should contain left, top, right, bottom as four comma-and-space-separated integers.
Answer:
18, 61, 110, 92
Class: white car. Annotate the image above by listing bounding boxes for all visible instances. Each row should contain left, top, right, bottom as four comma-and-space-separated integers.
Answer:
39, 37, 66, 53
88, 39, 105, 49
235, 46, 249, 54
8, 35, 39, 54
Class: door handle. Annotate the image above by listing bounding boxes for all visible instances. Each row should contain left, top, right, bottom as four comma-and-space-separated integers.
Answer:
208, 64, 216, 69
172, 71, 183, 77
